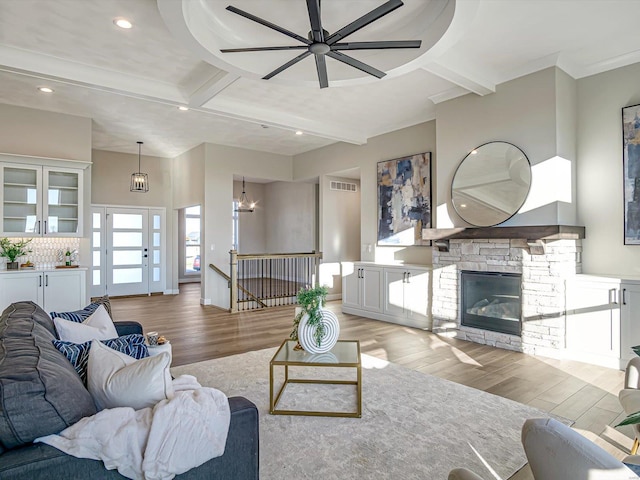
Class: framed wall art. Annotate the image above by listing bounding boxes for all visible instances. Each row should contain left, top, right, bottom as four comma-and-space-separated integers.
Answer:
623, 103, 640, 244
377, 152, 432, 246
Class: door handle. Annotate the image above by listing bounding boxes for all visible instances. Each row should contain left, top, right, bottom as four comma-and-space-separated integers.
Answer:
45, 274, 48, 287
36, 220, 41, 234
623, 288, 627, 305
39, 275, 42, 287
407, 272, 411, 283
403, 272, 407, 283
43, 220, 47, 234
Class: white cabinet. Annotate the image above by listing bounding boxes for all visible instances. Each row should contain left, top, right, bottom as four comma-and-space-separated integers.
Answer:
566, 275, 640, 370
0, 269, 86, 313
343, 262, 430, 328
0, 162, 84, 237
620, 282, 640, 365
343, 264, 383, 313
565, 276, 621, 369
385, 266, 430, 327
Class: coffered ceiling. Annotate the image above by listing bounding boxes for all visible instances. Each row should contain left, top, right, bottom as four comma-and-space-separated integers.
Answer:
0, 0, 639, 158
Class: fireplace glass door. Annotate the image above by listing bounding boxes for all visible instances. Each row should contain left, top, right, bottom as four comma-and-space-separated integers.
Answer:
461, 271, 522, 335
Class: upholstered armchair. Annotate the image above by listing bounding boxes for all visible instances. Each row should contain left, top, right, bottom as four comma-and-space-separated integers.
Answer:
448, 418, 640, 480
620, 356, 640, 455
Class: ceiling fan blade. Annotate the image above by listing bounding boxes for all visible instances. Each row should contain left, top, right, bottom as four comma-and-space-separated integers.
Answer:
326, 0, 404, 45
306, 0, 324, 42
315, 54, 329, 88
226, 5, 311, 45
331, 40, 421, 50
263, 51, 312, 80
221, 45, 309, 53
327, 51, 386, 79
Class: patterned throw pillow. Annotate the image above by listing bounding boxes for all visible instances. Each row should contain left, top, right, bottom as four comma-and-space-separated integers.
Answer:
52, 334, 149, 384
50, 295, 113, 323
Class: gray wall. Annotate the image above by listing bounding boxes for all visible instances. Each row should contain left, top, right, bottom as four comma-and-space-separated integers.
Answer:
233, 180, 267, 254
264, 181, 317, 254
319, 175, 361, 295
435, 67, 577, 228
577, 61, 640, 276
294, 121, 436, 266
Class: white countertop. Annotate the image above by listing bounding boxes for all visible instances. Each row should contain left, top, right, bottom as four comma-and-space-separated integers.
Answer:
0, 266, 88, 273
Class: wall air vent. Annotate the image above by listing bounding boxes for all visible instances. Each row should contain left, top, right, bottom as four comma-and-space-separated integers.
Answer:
330, 181, 358, 192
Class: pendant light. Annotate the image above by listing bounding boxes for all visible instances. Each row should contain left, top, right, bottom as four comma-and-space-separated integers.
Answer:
130, 141, 149, 193
235, 177, 255, 213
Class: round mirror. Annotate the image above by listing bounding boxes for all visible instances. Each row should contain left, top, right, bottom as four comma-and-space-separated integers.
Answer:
451, 142, 531, 227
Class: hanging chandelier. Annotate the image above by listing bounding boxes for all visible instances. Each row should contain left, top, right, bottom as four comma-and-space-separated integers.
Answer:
235, 177, 255, 213
130, 141, 149, 193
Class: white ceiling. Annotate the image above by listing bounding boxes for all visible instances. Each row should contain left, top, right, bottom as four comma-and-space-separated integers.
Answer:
0, 0, 639, 159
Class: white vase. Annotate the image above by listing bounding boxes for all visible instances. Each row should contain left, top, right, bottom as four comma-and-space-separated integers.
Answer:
297, 308, 340, 354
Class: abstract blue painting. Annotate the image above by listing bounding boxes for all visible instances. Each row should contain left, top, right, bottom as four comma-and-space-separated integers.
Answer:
623, 104, 640, 244
377, 152, 431, 246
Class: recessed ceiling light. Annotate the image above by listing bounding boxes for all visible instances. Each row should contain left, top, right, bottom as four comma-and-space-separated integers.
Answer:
113, 17, 133, 29
178, 106, 189, 111
295, 130, 303, 135
37, 86, 54, 93
470, 150, 478, 155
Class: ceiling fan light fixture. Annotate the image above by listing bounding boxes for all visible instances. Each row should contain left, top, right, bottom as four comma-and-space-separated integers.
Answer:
130, 141, 149, 193
235, 177, 255, 213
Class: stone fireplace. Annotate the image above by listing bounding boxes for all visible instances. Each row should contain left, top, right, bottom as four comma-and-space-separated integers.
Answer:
427, 227, 583, 357
460, 270, 522, 336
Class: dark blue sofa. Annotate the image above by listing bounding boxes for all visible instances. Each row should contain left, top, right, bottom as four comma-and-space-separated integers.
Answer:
0, 301, 259, 479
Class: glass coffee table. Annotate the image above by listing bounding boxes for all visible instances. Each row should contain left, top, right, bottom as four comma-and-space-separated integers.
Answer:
269, 339, 361, 418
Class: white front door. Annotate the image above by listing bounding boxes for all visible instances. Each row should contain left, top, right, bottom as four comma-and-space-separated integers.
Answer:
91, 206, 165, 297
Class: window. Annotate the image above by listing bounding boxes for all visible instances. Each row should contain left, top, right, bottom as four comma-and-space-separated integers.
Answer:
185, 205, 201, 274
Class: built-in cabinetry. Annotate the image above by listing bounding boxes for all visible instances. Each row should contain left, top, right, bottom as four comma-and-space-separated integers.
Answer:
565, 275, 640, 369
0, 156, 87, 237
0, 269, 87, 313
343, 262, 430, 329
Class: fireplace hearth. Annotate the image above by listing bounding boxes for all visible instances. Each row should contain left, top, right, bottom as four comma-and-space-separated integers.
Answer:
461, 270, 522, 335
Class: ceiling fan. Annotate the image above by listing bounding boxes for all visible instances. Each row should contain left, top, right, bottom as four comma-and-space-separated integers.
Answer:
221, 0, 422, 88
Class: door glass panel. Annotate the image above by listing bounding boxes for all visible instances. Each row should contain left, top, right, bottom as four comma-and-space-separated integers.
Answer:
27, 188, 37, 204
153, 232, 160, 247
113, 232, 142, 247
93, 213, 101, 229
113, 213, 142, 229
153, 250, 160, 264
153, 267, 160, 282
113, 268, 142, 284
93, 251, 101, 266
93, 231, 101, 248
93, 270, 101, 286
153, 215, 160, 229
113, 250, 142, 265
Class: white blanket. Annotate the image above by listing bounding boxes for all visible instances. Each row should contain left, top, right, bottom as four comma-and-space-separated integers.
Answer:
36, 379, 230, 480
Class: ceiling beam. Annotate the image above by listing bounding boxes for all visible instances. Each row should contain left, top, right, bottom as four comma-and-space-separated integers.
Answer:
188, 71, 240, 107
0, 45, 365, 145
422, 60, 495, 97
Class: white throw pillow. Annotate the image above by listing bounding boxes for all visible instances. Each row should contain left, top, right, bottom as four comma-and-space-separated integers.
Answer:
53, 304, 119, 343
87, 340, 174, 411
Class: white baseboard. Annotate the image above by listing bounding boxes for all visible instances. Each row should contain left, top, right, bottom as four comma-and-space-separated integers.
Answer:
201, 298, 212, 305
326, 293, 342, 301
163, 289, 179, 295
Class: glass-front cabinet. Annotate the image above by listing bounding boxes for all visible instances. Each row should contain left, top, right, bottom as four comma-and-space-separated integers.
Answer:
0, 163, 83, 237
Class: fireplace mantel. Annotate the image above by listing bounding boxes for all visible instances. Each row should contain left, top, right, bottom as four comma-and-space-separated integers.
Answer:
422, 225, 585, 255
422, 225, 585, 241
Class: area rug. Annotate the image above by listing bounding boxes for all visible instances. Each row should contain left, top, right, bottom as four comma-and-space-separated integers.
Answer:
172, 348, 551, 480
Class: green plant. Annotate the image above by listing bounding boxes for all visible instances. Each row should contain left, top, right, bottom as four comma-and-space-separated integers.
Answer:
617, 411, 640, 427
0, 237, 32, 263
290, 285, 329, 348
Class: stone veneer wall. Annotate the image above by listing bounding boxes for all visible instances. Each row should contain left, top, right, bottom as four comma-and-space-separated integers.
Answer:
431, 238, 582, 357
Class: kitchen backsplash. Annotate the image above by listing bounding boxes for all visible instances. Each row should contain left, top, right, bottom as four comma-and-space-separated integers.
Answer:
1, 237, 81, 269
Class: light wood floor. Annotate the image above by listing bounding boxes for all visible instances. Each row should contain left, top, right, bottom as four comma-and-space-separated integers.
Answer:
111, 283, 634, 478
